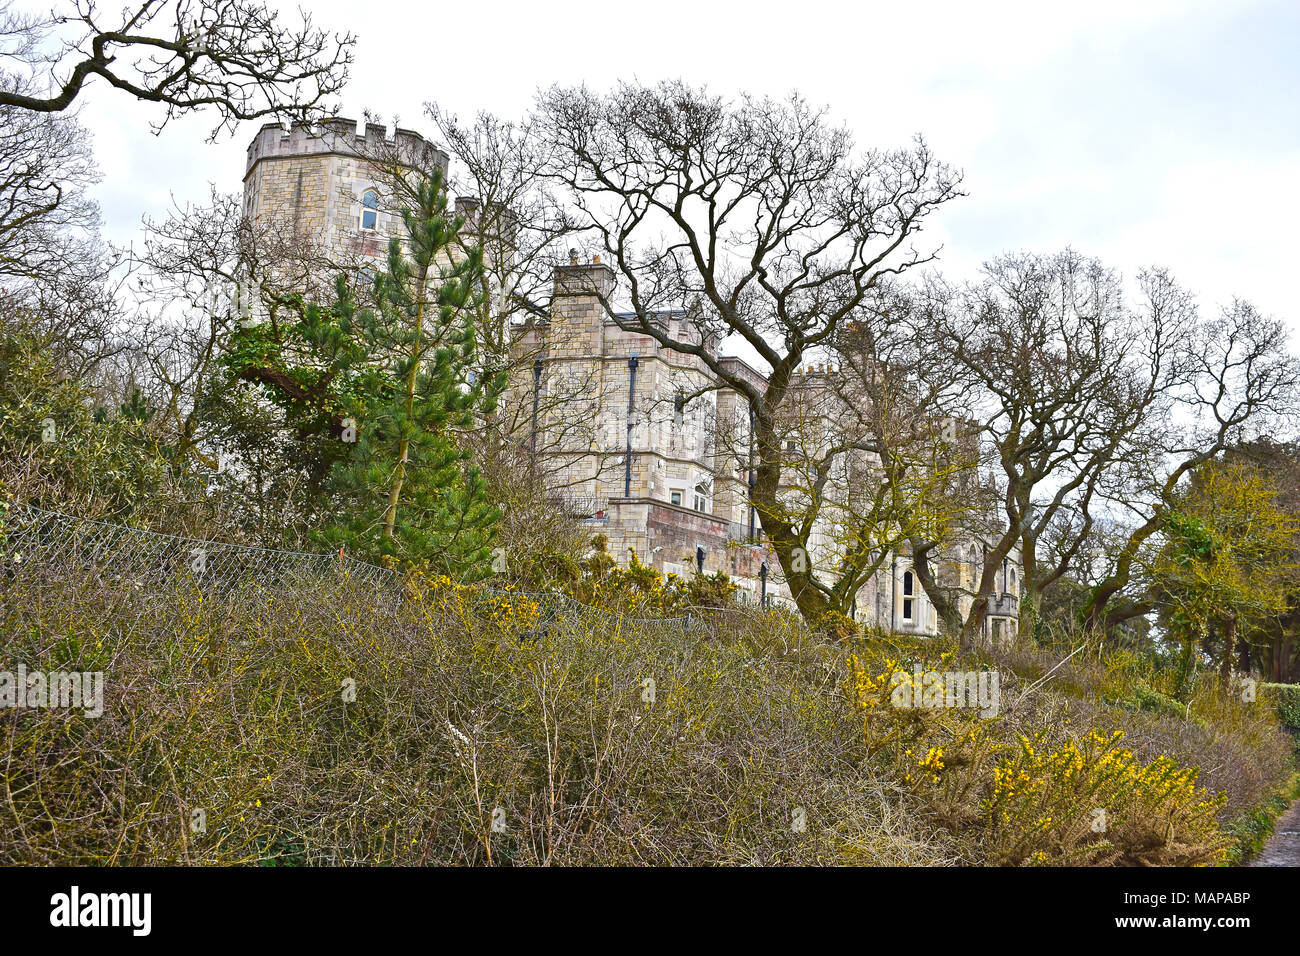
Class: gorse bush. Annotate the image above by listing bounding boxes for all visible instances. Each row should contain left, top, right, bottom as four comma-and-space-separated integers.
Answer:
844, 639, 1280, 866
980, 636, 1292, 822
982, 731, 1227, 866
530, 535, 739, 617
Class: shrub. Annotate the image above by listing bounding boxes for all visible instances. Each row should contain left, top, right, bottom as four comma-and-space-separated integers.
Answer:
0, 571, 940, 865
845, 648, 1236, 866
1262, 683, 1300, 730
562, 536, 738, 617
981, 730, 1227, 866
2, 565, 1288, 867
982, 637, 1293, 825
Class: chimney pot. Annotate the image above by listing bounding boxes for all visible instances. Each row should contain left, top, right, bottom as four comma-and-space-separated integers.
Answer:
593, 254, 602, 264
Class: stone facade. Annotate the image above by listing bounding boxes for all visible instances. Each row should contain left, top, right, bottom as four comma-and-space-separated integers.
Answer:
511, 258, 777, 606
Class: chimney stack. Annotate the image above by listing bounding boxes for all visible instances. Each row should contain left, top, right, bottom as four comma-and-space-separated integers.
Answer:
553, 252, 616, 336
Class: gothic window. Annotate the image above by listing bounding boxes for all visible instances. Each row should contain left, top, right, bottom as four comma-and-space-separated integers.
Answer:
902, 570, 915, 622
693, 478, 711, 513
360, 189, 379, 231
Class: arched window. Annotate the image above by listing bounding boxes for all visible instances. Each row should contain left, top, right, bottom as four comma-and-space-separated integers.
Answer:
902, 570, 915, 622
693, 478, 711, 513
360, 189, 379, 231
1009, 567, 1017, 593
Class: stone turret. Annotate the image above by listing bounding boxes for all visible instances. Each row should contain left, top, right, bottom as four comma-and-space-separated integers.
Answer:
540, 252, 616, 350
242, 119, 448, 265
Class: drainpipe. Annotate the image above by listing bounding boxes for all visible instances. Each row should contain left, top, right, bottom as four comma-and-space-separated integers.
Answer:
624, 355, 638, 499
760, 561, 768, 608
983, 543, 989, 646
891, 555, 898, 633
530, 358, 543, 471
747, 405, 756, 542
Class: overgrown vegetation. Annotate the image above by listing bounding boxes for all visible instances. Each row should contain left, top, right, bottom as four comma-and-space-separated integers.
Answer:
1, 566, 1290, 866
1264, 683, 1300, 730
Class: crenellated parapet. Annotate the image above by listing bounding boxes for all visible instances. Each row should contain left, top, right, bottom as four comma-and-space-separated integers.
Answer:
244, 118, 448, 181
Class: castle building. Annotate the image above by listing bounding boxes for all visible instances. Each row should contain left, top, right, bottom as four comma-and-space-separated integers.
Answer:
514, 255, 773, 598
241, 119, 1020, 641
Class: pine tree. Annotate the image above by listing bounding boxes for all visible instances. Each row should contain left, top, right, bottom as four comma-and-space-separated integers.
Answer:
326, 171, 506, 577
228, 168, 505, 579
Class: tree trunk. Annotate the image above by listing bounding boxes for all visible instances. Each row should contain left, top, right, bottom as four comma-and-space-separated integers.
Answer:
1219, 613, 1237, 689
1018, 586, 1041, 645
1080, 514, 1161, 633
910, 541, 962, 634
959, 541, 1019, 652
754, 506, 836, 627
382, 268, 430, 542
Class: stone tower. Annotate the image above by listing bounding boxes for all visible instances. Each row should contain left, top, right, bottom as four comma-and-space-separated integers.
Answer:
242, 118, 448, 265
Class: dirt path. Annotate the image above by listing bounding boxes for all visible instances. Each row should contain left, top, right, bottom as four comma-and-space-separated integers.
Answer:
1250, 798, 1300, 866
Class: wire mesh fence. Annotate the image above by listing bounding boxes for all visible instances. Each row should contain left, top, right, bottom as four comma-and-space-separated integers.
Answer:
0, 501, 709, 637
0, 501, 396, 592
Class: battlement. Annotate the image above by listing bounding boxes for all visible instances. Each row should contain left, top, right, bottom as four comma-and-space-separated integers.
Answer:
244, 118, 448, 179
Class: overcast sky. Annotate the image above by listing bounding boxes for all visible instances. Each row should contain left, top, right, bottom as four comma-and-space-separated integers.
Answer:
82, 0, 1299, 325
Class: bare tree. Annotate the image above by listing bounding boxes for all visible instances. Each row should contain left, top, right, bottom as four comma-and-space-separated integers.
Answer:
119, 186, 353, 540
929, 252, 1199, 647
831, 281, 991, 633
421, 105, 621, 505
923, 249, 1299, 649
0, 92, 99, 283
0, 0, 354, 139
1079, 298, 1300, 633
423, 104, 581, 367
534, 81, 962, 628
